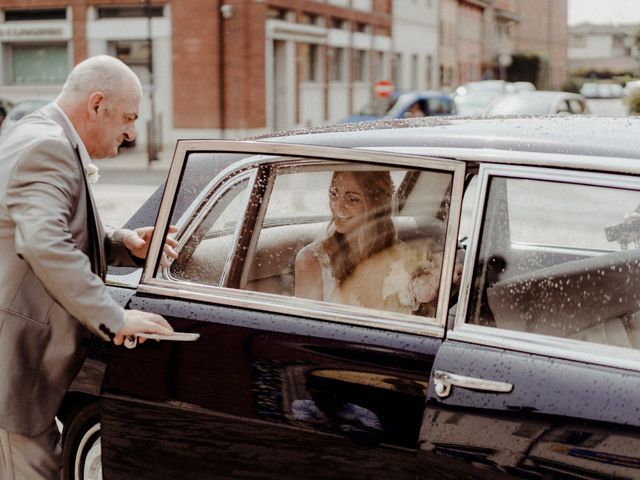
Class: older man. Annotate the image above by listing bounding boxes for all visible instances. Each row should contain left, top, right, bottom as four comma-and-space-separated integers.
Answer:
0, 55, 175, 479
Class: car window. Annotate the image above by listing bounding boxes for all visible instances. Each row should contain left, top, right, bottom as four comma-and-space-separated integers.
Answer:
568, 99, 585, 114
169, 176, 250, 286
467, 174, 640, 351
163, 155, 456, 321
357, 95, 396, 116
428, 98, 449, 115
556, 100, 571, 114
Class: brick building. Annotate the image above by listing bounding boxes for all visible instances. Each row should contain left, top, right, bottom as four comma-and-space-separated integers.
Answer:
0, 1, 567, 151
0, 1, 402, 148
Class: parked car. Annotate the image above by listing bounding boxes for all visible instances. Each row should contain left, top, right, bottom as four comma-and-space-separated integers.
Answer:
579, 82, 601, 99
0, 97, 50, 134
340, 90, 456, 123
453, 90, 503, 115
485, 91, 590, 116
624, 80, 640, 97
508, 81, 536, 93
60, 115, 640, 480
595, 82, 623, 99
454, 80, 514, 115
455, 79, 512, 96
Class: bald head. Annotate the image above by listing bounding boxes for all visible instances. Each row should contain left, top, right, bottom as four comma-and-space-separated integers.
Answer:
57, 55, 142, 105
56, 55, 143, 159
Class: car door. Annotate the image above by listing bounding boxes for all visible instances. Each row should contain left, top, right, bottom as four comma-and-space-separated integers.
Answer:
99, 141, 466, 479
421, 163, 640, 479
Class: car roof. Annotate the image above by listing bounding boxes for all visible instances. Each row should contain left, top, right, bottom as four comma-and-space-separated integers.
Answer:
253, 115, 640, 161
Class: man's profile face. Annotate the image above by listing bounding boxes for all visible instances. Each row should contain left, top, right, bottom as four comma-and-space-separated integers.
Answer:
90, 86, 140, 159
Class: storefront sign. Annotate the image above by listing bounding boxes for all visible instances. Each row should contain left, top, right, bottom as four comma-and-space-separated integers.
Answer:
0, 24, 70, 41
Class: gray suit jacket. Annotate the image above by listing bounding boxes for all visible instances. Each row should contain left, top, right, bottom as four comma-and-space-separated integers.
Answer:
0, 104, 138, 435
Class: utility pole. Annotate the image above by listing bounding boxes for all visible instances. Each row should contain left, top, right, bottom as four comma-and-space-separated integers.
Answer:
146, 0, 157, 164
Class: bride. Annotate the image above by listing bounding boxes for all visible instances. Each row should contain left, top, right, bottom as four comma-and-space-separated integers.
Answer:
295, 170, 441, 314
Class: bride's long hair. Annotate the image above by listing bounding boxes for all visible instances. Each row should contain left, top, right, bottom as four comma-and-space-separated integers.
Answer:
323, 170, 396, 284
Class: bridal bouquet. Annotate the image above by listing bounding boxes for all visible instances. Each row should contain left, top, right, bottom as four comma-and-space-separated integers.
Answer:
383, 244, 441, 313
337, 240, 444, 315
86, 162, 100, 184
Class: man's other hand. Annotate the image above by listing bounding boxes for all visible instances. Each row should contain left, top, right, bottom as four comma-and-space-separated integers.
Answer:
124, 225, 178, 267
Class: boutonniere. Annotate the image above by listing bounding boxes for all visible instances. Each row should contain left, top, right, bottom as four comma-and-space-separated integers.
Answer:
86, 162, 100, 184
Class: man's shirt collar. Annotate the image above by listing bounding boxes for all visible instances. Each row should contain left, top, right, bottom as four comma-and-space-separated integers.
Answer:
51, 103, 91, 170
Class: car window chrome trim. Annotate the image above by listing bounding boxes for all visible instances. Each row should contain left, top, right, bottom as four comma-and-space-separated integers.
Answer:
166, 171, 255, 286
449, 324, 640, 372
143, 140, 466, 333
454, 164, 640, 371
176, 171, 255, 242
136, 281, 445, 337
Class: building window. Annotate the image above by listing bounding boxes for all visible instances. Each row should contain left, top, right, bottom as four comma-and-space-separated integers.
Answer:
300, 12, 319, 25
300, 43, 320, 82
355, 22, 370, 34
392, 52, 402, 87
267, 7, 288, 20
355, 49, 368, 82
97, 6, 163, 18
4, 8, 66, 21
329, 47, 346, 82
108, 40, 151, 85
410, 54, 419, 89
613, 34, 625, 49
426, 55, 432, 88
330, 17, 347, 30
569, 35, 586, 48
375, 51, 385, 80
12, 44, 68, 84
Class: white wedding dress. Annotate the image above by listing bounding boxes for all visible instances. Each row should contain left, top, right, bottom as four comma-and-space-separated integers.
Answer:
305, 238, 441, 314
305, 239, 341, 303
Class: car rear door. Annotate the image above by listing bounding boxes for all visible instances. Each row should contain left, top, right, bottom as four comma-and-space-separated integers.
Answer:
421, 163, 640, 479
99, 141, 466, 479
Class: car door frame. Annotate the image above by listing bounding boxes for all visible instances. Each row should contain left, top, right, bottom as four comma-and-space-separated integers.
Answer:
420, 161, 640, 478
98, 141, 471, 478
139, 140, 467, 335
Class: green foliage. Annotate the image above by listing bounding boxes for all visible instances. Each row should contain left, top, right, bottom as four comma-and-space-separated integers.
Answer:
625, 89, 640, 114
561, 78, 580, 93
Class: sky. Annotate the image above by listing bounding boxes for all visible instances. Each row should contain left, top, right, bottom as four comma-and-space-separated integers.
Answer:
568, 0, 640, 25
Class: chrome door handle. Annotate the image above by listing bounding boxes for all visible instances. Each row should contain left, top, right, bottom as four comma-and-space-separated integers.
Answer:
433, 370, 513, 398
124, 332, 200, 349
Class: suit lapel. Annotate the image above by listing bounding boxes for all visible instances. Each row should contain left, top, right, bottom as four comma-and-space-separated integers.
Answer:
44, 103, 107, 279
75, 147, 107, 280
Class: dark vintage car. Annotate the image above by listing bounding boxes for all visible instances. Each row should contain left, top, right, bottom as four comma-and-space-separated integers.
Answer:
60, 115, 640, 480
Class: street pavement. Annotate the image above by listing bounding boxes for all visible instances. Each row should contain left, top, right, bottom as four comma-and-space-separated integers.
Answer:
91, 148, 171, 227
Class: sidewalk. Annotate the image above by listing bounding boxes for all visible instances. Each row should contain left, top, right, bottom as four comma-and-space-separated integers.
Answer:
97, 146, 173, 172
92, 147, 172, 226
96, 147, 172, 186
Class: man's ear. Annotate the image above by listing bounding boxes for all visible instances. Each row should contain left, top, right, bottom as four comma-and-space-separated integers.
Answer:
87, 91, 105, 119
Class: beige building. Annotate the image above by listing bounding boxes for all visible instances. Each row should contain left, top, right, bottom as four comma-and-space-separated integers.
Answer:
439, 0, 458, 90
569, 23, 639, 76
512, 0, 568, 89
439, 0, 568, 90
